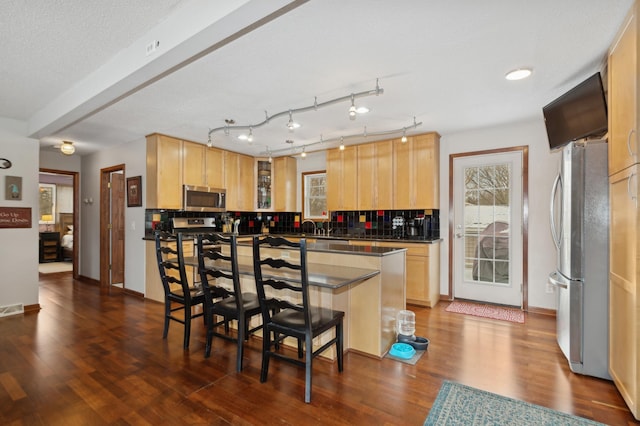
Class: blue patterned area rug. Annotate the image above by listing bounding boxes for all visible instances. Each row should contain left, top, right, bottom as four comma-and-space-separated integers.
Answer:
424, 381, 604, 425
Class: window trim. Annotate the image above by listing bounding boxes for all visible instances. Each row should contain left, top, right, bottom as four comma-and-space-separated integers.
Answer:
302, 170, 327, 220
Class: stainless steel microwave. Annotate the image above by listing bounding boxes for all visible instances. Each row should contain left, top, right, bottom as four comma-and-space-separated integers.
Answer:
183, 185, 226, 212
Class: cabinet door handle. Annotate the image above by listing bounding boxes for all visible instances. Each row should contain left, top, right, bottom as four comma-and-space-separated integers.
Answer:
627, 129, 637, 158
628, 172, 638, 207
455, 232, 464, 238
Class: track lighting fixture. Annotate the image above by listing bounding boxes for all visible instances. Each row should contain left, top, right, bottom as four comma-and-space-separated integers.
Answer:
401, 128, 407, 143
287, 111, 300, 131
206, 80, 384, 143
301, 146, 306, 158
260, 117, 422, 157
60, 141, 75, 155
248, 128, 253, 143
349, 95, 357, 120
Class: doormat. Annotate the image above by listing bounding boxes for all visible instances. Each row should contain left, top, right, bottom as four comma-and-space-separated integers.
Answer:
445, 301, 524, 323
424, 381, 604, 425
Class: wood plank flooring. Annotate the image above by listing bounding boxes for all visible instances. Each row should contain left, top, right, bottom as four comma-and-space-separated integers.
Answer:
0, 273, 637, 425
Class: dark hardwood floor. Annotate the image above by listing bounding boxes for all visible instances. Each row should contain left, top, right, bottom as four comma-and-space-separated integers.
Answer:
1, 273, 637, 425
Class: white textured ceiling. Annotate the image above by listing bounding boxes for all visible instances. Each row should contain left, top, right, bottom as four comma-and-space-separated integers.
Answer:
1, 0, 634, 157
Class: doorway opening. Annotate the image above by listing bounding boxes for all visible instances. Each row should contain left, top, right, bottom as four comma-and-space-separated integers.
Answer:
449, 146, 529, 310
99, 165, 125, 292
38, 169, 79, 279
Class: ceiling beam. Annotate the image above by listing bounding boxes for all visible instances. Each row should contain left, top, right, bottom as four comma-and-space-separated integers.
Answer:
28, 0, 308, 140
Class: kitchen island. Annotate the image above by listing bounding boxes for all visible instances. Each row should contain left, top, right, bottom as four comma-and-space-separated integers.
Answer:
145, 237, 406, 358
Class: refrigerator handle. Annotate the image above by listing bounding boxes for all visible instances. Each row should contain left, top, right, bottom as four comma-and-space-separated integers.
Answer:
548, 271, 568, 289
627, 128, 637, 159
627, 172, 637, 208
549, 172, 563, 250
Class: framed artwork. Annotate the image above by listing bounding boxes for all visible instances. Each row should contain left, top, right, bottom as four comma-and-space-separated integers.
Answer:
5, 176, 22, 200
39, 183, 56, 224
127, 176, 142, 207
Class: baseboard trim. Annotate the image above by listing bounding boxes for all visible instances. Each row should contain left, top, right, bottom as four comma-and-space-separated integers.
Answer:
77, 275, 100, 286
24, 303, 41, 314
527, 306, 556, 317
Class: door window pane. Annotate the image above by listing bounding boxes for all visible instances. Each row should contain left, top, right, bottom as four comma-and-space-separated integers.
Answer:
464, 164, 511, 285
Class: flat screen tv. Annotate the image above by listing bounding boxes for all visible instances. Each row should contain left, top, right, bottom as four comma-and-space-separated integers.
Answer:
542, 72, 608, 151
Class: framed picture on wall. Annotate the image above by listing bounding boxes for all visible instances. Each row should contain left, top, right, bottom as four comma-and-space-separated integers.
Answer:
5, 176, 22, 200
39, 183, 56, 224
127, 176, 142, 207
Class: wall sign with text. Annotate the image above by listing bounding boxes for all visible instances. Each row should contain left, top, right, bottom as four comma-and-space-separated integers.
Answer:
0, 207, 32, 228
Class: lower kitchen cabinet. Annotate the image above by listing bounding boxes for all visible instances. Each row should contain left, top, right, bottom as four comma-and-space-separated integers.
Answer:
350, 240, 441, 307
609, 165, 640, 418
145, 239, 195, 303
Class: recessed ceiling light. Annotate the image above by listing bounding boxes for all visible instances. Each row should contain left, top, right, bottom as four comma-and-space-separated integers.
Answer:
505, 68, 532, 81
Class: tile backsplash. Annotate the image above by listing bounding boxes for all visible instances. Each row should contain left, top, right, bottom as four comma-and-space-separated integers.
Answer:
145, 208, 439, 241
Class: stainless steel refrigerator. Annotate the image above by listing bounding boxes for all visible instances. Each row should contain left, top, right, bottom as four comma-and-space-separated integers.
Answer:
548, 140, 610, 380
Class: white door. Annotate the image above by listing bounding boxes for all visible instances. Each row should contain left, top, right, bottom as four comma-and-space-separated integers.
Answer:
452, 151, 523, 306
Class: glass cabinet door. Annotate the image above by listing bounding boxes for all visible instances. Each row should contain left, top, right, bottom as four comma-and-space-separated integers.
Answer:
257, 159, 272, 209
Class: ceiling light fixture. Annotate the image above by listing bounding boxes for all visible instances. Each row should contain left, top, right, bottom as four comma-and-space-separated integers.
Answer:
349, 95, 357, 120
261, 117, 422, 157
287, 111, 301, 131
505, 68, 532, 81
60, 141, 75, 155
301, 146, 306, 158
207, 79, 384, 143
401, 128, 408, 143
248, 128, 253, 143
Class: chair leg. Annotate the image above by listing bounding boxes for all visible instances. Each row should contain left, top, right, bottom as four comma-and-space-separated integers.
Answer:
236, 316, 245, 372
260, 327, 271, 383
183, 306, 191, 349
204, 311, 213, 358
163, 300, 171, 339
304, 333, 313, 403
297, 338, 304, 358
337, 322, 344, 372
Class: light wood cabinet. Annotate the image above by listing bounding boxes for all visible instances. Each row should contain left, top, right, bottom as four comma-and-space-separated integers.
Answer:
609, 7, 639, 176
273, 156, 297, 211
608, 5, 640, 419
205, 147, 225, 188
145, 239, 195, 303
609, 165, 640, 418
350, 240, 440, 307
182, 141, 206, 187
393, 133, 440, 209
146, 133, 183, 209
376, 241, 440, 307
224, 151, 255, 211
327, 146, 358, 211
357, 141, 393, 210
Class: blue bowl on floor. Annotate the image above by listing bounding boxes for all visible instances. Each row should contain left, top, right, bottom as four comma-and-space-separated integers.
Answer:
389, 342, 416, 359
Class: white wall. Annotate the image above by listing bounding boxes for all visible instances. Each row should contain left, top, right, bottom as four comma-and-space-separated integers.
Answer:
0, 118, 39, 308
40, 150, 81, 172
80, 138, 147, 294
439, 118, 561, 310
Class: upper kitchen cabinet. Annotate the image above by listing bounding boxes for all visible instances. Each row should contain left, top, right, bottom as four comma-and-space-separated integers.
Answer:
182, 140, 206, 187
205, 146, 225, 188
146, 133, 183, 209
225, 151, 254, 211
609, 4, 639, 176
272, 156, 297, 212
357, 140, 393, 210
256, 159, 272, 210
327, 146, 358, 211
393, 132, 440, 209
